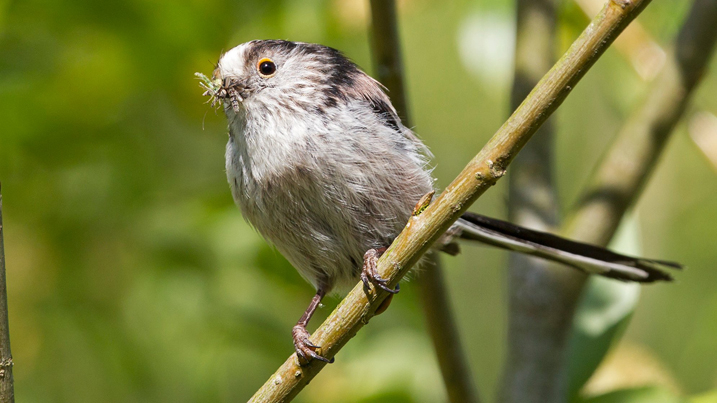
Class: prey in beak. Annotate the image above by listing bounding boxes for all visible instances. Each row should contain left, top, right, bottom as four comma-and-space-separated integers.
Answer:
195, 69, 247, 112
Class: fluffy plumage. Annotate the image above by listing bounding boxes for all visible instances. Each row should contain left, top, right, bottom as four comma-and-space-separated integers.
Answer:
217, 40, 434, 293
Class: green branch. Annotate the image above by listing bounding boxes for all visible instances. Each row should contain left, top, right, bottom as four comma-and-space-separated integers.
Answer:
248, 1, 655, 401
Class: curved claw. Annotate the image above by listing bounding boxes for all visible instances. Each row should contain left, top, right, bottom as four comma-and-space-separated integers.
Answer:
303, 338, 319, 349
361, 248, 400, 294
373, 275, 400, 294
292, 325, 333, 364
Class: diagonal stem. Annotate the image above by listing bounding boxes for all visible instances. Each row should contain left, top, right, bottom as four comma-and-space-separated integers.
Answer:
248, 1, 656, 400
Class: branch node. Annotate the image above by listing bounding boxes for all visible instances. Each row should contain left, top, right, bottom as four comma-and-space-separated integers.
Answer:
0, 358, 10, 380
488, 159, 507, 181
611, 0, 632, 9
413, 190, 435, 216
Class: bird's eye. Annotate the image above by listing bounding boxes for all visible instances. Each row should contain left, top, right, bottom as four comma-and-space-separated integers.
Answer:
257, 58, 277, 78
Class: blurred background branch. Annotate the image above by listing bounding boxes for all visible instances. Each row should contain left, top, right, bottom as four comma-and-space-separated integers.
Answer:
416, 258, 481, 403
577, 0, 717, 177
368, 0, 411, 124
574, 0, 666, 81
368, 1, 481, 402
0, 185, 15, 403
500, 0, 568, 400
564, 0, 717, 244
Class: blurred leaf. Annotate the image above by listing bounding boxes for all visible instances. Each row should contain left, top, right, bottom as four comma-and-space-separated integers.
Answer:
576, 386, 686, 403
690, 390, 717, 403
357, 390, 415, 403
567, 214, 643, 397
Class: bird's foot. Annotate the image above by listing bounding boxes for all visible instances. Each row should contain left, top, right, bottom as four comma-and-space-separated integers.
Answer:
292, 325, 333, 365
360, 248, 399, 294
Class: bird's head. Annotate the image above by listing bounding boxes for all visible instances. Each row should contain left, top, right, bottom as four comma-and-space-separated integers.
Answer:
200, 40, 395, 120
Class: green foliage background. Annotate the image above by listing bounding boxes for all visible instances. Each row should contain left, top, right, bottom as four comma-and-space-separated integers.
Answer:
1, 0, 716, 401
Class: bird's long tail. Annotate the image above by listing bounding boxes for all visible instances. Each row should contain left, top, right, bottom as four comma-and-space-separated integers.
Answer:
453, 212, 682, 282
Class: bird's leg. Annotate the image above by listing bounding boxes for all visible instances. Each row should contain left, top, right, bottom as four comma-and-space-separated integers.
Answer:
361, 247, 399, 294
292, 288, 333, 364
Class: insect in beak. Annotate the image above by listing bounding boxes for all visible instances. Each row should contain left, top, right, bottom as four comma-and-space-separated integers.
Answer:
195, 71, 248, 112
216, 77, 248, 112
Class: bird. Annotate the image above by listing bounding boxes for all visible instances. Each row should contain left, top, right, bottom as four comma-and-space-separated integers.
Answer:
199, 39, 681, 364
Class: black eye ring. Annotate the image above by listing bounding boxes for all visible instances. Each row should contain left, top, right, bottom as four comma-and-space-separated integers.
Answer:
257, 58, 277, 78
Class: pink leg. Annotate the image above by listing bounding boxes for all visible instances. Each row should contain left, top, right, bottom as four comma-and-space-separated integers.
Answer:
292, 289, 333, 364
